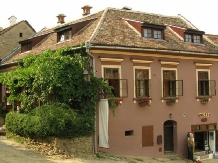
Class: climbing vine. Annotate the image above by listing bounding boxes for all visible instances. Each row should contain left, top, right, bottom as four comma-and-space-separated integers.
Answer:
0, 47, 113, 115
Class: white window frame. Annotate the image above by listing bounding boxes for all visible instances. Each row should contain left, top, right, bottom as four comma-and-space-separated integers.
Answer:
101, 65, 122, 97
133, 66, 151, 99
161, 67, 178, 101
196, 69, 210, 98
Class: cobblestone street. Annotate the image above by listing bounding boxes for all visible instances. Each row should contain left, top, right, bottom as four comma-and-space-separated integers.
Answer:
0, 136, 218, 163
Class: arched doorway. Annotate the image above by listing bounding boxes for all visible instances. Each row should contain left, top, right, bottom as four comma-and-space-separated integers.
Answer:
164, 120, 177, 153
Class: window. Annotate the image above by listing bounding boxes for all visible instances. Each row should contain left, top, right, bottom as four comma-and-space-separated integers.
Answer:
185, 34, 192, 42
103, 67, 128, 98
135, 69, 150, 97
57, 29, 72, 42
197, 71, 216, 96
185, 34, 201, 43
184, 29, 204, 44
21, 42, 32, 52
19, 33, 23, 37
163, 70, 183, 97
141, 23, 165, 40
125, 130, 134, 136
143, 28, 163, 39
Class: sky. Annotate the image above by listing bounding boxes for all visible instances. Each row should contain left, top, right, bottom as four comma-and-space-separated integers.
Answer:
0, 0, 218, 34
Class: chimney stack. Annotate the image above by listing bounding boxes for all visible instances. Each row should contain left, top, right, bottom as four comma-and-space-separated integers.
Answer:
81, 5, 92, 16
0, 27, 3, 32
8, 16, 17, 26
122, 6, 132, 10
57, 14, 66, 24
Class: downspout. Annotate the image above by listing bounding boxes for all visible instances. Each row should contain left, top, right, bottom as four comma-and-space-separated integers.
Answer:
85, 40, 97, 154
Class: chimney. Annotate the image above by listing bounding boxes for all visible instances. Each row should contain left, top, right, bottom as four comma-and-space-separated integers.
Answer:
8, 16, 17, 26
0, 27, 3, 32
56, 14, 66, 24
81, 5, 92, 16
122, 6, 132, 10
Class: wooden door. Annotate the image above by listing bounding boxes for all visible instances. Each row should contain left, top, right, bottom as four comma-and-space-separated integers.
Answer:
164, 121, 174, 152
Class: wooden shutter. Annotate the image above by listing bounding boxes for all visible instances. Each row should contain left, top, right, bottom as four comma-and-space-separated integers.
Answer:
176, 80, 183, 96
119, 79, 128, 98
142, 125, 154, 147
209, 80, 216, 96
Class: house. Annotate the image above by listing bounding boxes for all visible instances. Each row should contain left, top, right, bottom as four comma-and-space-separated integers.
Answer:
2, 6, 218, 159
0, 16, 36, 59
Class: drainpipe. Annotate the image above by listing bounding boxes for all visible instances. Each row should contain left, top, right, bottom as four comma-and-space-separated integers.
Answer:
85, 41, 97, 154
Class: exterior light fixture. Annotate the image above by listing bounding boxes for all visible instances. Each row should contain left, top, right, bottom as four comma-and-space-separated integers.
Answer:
169, 113, 172, 118
83, 69, 91, 82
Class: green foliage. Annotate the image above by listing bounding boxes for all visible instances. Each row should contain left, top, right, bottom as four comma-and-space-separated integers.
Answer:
1, 46, 114, 138
0, 47, 112, 114
6, 103, 95, 138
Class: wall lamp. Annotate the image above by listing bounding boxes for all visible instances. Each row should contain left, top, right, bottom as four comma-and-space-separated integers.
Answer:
83, 69, 91, 82
169, 113, 172, 118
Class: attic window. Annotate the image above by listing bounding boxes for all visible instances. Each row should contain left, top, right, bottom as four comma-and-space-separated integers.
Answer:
20, 33, 23, 37
58, 29, 72, 42
184, 29, 205, 44
55, 26, 72, 42
142, 23, 165, 40
21, 42, 32, 53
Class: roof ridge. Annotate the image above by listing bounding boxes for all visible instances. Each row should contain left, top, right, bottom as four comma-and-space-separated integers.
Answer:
89, 8, 109, 42
109, 7, 178, 19
177, 14, 198, 30
203, 35, 218, 47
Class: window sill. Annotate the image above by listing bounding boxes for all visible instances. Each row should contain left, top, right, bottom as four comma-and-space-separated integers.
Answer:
185, 42, 205, 46
161, 97, 179, 100
56, 39, 71, 45
142, 37, 166, 42
196, 96, 212, 99
133, 97, 152, 101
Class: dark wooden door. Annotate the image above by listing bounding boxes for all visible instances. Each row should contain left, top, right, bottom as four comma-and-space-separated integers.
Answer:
216, 130, 218, 151
164, 122, 174, 152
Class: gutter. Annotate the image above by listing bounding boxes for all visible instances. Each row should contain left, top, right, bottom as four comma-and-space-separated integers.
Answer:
90, 45, 218, 57
85, 41, 97, 154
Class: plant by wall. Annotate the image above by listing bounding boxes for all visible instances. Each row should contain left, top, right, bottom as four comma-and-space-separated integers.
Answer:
0, 46, 114, 138
0, 47, 112, 115
5, 103, 94, 138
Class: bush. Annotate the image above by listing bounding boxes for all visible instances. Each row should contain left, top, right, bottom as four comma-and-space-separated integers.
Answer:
6, 103, 94, 138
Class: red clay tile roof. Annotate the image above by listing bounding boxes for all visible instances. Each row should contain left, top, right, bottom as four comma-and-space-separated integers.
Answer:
205, 34, 218, 46
4, 7, 218, 64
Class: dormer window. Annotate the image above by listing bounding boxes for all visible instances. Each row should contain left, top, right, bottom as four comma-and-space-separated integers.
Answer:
142, 23, 165, 40
21, 42, 32, 53
55, 25, 72, 43
58, 29, 71, 42
184, 29, 205, 44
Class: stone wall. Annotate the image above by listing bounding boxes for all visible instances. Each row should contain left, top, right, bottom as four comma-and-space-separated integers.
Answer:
25, 136, 93, 159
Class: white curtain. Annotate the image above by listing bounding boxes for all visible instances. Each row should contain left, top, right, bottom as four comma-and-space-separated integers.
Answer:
99, 99, 109, 148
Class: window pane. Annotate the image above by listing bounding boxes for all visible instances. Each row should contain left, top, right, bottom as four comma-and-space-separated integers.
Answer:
144, 29, 152, 38
104, 68, 120, 97
154, 30, 162, 39
198, 71, 209, 96
185, 34, 192, 42
135, 69, 149, 97
193, 35, 200, 43
163, 70, 176, 97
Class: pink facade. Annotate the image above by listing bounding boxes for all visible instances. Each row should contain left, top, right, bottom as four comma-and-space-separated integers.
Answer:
93, 50, 218, 158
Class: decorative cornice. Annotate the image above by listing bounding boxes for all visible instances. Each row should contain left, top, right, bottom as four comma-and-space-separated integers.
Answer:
195, 63, 212, 67
99, 57, 124, 62
160, 61, 179, 65
132, 59, 153, 64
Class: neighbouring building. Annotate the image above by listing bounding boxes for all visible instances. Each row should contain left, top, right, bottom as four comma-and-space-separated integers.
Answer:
0, 16, 36, 59
2, 6, 218, 159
